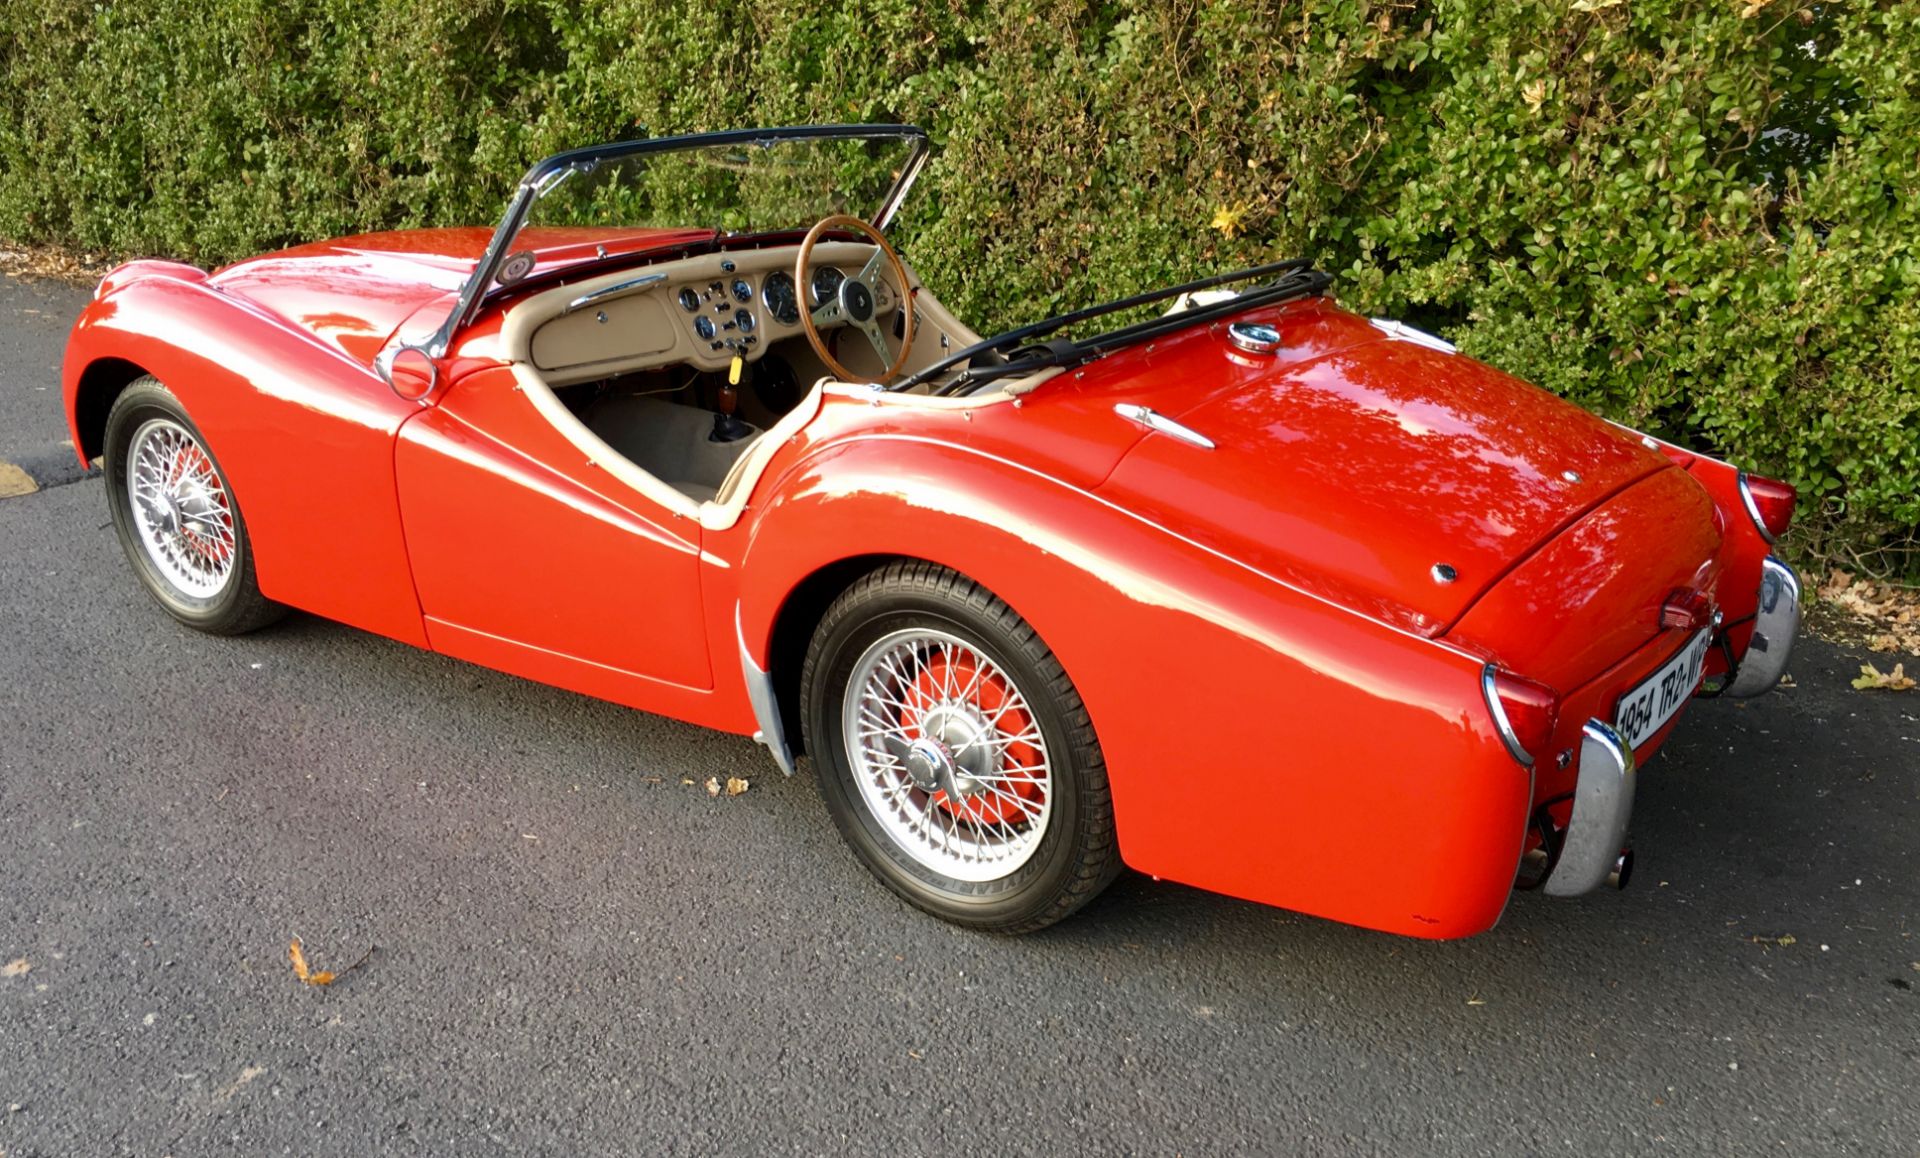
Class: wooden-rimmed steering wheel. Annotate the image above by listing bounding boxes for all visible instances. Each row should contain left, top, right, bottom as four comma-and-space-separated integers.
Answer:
796, 214, 916, 384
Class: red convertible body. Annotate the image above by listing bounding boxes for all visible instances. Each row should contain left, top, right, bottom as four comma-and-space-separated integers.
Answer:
63, 126, 1800, 938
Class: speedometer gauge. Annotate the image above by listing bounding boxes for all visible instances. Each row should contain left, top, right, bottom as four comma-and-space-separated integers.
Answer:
761, 271, 801, 325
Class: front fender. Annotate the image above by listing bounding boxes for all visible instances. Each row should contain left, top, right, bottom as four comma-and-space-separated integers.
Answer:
735, 434, 1531, 938
63, 273, 427, 647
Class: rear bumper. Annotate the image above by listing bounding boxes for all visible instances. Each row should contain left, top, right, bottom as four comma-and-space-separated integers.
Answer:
1726, 556, 1800, 697
1536, 556, 1798, 896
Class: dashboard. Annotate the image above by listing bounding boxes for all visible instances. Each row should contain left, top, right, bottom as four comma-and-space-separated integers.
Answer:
520, 243, 901, 383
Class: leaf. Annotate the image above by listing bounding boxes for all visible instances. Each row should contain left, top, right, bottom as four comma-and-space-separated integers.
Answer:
288, 938, 332, 986
1, 958, 29, 978
725, 777, 750, 797
705, 777, 721, 797
1749, 933, 1796, 947
288, 937, 371, 988
1210, 202, 1250, 239
1852, 663, 1915, 691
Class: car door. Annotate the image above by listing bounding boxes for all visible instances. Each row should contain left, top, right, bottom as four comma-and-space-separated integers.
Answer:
393, 363, 716, 715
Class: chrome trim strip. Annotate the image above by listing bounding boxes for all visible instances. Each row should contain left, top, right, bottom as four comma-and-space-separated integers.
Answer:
1113, 403, 1215, 450
1542, 719, 1636, 897
736, 608, 796, 776
563, 272, 668, 315
1727, 556, 1802, 698
1369, 317, 1457, 354
1480, 663, 1534, 769
1736, 471, 1777, 543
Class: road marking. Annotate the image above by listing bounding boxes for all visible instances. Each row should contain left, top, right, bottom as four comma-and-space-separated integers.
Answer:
0, 460, 38, 499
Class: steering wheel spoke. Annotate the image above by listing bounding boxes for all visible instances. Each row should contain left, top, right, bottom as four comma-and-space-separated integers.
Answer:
810, 299, 843, 329
855, 319, 893, 366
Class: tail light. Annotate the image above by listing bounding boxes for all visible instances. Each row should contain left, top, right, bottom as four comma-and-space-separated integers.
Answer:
1661, 588, 1714, 632
1481, 665, 1559, 770
1737, 472, 1796, 542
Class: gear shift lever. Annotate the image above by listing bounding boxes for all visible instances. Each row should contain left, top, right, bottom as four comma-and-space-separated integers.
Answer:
710, 357, 753, 443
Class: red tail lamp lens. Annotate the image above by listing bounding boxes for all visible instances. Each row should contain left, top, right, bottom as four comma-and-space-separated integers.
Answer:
1738, 473, 1796, 542
1661, 588, 1714, 632
1482, 666, 1560, 770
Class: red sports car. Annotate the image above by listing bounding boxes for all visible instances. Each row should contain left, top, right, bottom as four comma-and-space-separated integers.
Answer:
62, 125, 1801, 937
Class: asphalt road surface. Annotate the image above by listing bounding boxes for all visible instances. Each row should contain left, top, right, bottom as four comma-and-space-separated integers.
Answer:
2, 274, 1916, 1155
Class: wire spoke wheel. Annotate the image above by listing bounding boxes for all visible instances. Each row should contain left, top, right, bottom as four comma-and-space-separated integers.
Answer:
842, 627, 1053, 882
125, 417, 238, 599
101, 378, 285, 635
803, 563, 1120, 932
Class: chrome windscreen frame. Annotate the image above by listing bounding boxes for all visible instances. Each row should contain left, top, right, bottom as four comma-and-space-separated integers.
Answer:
417, 123, 931, 362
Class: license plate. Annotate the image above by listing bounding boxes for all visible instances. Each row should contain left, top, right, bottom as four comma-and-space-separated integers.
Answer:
1614, 629, 1712, 750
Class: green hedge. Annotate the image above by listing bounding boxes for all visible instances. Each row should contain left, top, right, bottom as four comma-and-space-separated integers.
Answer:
4, 0, 1914, 571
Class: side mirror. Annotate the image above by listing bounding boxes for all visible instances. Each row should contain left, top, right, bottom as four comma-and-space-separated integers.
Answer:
378, 342, 440, 402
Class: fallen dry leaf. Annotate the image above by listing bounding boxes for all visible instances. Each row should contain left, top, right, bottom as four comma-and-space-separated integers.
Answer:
1749, 933, 1796, 947
0, 244, 112, 283
705, 777, 721, 797
1819, 570, 1920, 653
1851, 662, 1916, 692
288, 937, 372, 988
725, 777, 749, 797
1466, 996, 1486, 1006
1, 958, 29, 978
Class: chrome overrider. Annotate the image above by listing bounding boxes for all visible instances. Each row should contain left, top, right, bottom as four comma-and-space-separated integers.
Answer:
1542, 720, 1636, 897
1725, 556, 1801, 698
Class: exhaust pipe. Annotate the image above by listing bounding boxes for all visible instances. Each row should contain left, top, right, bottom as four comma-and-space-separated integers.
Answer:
1607, 849, 1634, 890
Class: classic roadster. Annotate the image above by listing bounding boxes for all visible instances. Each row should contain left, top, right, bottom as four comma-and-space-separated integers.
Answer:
62, 125, 1801, 937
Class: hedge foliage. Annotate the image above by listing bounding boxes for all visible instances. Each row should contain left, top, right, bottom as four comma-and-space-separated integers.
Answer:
2, 0, 1914, 570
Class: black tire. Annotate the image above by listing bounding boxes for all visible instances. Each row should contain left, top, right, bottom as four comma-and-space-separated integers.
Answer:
102, 376, 285, 635
800, 561, 1121, 933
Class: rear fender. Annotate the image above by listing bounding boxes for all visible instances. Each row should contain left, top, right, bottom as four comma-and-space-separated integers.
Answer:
63, 273, 427, 646
734, 435, 1529, 939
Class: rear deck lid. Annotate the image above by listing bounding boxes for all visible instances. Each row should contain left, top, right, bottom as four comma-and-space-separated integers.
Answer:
1097, 332, 1668, 635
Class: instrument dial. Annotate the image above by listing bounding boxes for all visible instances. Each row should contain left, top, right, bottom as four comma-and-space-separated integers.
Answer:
677, 287, 701, 313
694, 315, 716, 341
736, 311, 756, 334
731, 278, 752, 303
810, 266, 845, 309
761, 271, 800, 325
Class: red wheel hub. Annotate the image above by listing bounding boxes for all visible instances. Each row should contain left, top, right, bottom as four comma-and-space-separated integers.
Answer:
898, 650, 1045, 825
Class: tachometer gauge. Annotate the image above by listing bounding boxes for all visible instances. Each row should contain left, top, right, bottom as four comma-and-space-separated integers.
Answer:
810, 266, 845, 309
761, 271, 801, 325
